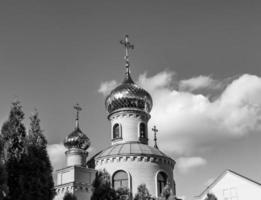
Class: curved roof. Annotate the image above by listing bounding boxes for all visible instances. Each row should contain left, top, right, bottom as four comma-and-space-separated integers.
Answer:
105, 72, 153, 114
64, 128, 90, 151
95, 142, 171, 160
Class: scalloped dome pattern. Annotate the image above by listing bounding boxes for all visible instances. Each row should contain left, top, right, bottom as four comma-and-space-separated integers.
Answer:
105, 74, 153, 114
64, 128, 90, 151
96, 142, 170, 159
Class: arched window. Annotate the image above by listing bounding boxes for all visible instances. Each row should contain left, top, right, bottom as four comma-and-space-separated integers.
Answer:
139, 123, 146, 138
157, 172, 168, 196
113, 171, 128, 190
113, 123, 121, 139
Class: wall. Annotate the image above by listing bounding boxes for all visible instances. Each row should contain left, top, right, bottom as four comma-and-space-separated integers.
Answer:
198, 172, 261, 200
96, 155, 175, 198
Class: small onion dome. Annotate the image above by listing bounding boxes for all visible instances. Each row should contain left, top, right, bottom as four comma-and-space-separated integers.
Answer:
105, 72, 153, 114
64, 127, 90, 150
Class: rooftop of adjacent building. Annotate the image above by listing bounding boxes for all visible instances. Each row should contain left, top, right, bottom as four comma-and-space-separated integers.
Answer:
197, 169, 261, 198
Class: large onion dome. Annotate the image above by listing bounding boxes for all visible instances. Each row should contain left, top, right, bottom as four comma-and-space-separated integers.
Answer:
105, 72, 153, 114
64, 104, 90, 151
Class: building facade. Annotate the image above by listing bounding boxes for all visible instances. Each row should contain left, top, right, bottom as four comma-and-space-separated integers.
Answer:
196, 170, 261, 200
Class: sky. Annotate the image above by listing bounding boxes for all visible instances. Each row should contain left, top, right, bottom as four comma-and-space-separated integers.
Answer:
0, 0, 261, 199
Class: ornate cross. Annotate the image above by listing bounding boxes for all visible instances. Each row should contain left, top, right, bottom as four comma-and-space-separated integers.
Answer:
74, 103, 82, 128
120, 35, 134, 71
152, 125, 159, 149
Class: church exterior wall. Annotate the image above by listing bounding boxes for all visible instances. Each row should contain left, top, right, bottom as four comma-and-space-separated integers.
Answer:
54, 166, 96, 200
95, 155, 175, 198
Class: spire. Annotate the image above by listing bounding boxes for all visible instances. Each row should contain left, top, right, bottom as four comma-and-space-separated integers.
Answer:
152, 125, 159, 149
120, 34, 134, 81
74, 103, 82, 129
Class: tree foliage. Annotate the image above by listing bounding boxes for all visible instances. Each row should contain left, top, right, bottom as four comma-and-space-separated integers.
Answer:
91, 170, 117, 200
116, 187, 131, 200
134, 184, 151, 200
1, 101, 27, 200
19, 110, 55, 200
1, 102, 55, 200
63, 192, 77, 200
204, 193, 217, 200
160, 183, 171, 200
0, 136, 8, 200
1, 101, 26, 160
28, 109, 47, 148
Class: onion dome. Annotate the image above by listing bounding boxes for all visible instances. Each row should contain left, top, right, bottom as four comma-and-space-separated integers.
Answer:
106, 35, 153, 114
64, 104, 90, 151
105, 71, 153, 114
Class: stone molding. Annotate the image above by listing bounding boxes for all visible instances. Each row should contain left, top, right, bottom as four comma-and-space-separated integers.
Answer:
108, 108, 150, 121
95, 154, 175, 168
55, 181, 93, 193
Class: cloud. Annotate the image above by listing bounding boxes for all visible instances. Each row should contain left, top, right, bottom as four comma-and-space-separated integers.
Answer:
176, 157, 207, 173
98, 80, 117, 96
179, 75, 221, 92
137, 72, 261, 155
138, 71, 175, 92
47, 143, 66, 170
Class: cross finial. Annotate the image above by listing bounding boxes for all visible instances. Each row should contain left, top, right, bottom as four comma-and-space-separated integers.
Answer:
152, 125, 159, 149
74, 103, 82, 129
120, 34, 134, 74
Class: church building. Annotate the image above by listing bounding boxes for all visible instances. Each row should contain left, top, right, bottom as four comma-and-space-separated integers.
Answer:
54, 35, 176, 200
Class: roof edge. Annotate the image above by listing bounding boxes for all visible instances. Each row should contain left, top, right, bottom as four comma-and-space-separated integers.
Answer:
196, 169, 261, 198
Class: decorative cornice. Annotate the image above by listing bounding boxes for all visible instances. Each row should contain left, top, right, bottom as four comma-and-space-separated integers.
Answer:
95, 154, 175, 168
108, 108, 150, 120
55, 181, 93, 193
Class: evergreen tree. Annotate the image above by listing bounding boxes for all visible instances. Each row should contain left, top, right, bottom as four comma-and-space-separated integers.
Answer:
20, 110, 55, 200
1, 101, 26, 160
134, 184, 151, 200
1, 101, 26, 200
91, 170, 117, 200
0, 135, 8, 200
63, 192, 77, 200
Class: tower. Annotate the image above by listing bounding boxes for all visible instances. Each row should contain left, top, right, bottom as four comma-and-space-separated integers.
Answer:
95, 35, 176, 198
54, 104, 96, 200
64, 103, 89, 167
106, 35, 152, 146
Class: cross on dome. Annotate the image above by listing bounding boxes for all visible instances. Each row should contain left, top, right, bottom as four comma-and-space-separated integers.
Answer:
120, 34, 134, 74
74, 103, 82, 129
152, 125, 159, 149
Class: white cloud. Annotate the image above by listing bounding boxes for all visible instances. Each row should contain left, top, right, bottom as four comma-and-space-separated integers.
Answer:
176, 157, 207, 173
98, 80, 117, 96
139, 71, 175, 92
47, 143, 66, 170
179, 75, 222, 92
137, 72, 261, 155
